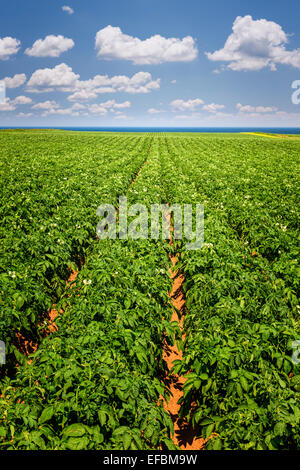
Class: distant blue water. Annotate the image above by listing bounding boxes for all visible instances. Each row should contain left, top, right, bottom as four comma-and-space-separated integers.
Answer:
1, 126, 300, 134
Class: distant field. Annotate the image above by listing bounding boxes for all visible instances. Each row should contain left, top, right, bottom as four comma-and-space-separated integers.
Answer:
0, 130, 299, 450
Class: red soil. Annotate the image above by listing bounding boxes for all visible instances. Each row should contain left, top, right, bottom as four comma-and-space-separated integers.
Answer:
162, 254, 206, 450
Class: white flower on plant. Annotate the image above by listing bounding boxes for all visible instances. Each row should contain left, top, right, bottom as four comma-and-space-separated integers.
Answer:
204, 243, 214, 249
83, 279, 92, 285
9, 271, 16, 278
280, 225, 287, 232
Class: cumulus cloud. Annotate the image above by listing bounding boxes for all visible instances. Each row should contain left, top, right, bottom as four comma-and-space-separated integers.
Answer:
45, 107, 79, 116
0, 37, 21, 60
32, 100, 59, 110
37, 102, 80, 117
13, 95, 33, 105
95, 25, 198, 64
68, 71, 160, 101
67, 89, 99, 101
3, 73, 27, 88
0, 95, 32, 111
71, 102, 86, 110
206, 15, 300, 71
170, 98, 204, 111
0, 98, 16, 111
26, 65, 159, 99
202, 103, 225, 113
25, 35, 75, 58
237, 103, 277, 113
17, 112, 33, 118
27, 63, 80, 91
87, 100, 131, 115
34, 98, 130, 118
62, 6, 74, 15
148, 108, 164, 114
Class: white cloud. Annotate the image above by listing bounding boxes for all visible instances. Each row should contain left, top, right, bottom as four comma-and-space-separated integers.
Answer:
26, 65, 159, 98
148, 108, 164, 114
62, 6, 74, 15
87, 103, 108, 115
25, 35, 75, 58
3, 73, 27, 88
45, 108, 79, 116
170, 98, 204, 111
88, 100, 131, 115
0, 95, 32, 111
0, 98, 16, 111
68, 89, 99, 101
26, 87, 55, 93
95, 25, 198, 64
171, 79, 177, 84
71, 102, 86, 110
13, 95, 33, 105
68, 71, 160, 101
17, 112, 33, 118
237, 103, 277, 113
112, 101, 131, 109
27, 63, 80, 91
206, 15, 300, 71
32, 100, 59, 110
0, 37, 21, 60
202, 103, 225, 113
38, 99, 130, 117
39, 102, 81, 117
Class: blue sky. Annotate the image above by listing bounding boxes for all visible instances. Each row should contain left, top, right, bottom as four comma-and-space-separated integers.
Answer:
0, 0, 300, 126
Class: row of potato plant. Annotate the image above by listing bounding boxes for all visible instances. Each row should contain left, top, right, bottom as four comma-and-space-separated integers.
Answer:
0, 136, 178, 450
0, 131, 151, 370
163, 134, 299, 450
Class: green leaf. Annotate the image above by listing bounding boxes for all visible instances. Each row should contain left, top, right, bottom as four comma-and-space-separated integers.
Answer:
206, 423, 215, 438
66, 436, 89, 450
123, 432, 132, 450
274, 422, 286, 437
200, 418, 214, 426
63, 423, 86, 438
98, 410, 107, 427
200, 373, 209, 380
39, 406, 54, 424
240, 377, 249, 392
212, 438, 222, 450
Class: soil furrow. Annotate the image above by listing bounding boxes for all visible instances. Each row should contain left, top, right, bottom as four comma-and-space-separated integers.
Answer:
162, 208, 206, 450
